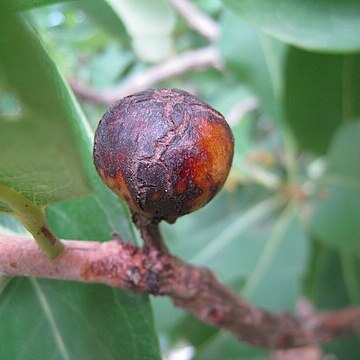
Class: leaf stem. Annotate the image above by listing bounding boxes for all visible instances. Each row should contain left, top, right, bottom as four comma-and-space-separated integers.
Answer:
0, 182, 64, 258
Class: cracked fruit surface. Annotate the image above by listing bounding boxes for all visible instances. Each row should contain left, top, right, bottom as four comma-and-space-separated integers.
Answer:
93, 88, 234, 223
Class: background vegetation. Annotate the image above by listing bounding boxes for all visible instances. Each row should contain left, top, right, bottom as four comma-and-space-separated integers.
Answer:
0, 0, 359, 359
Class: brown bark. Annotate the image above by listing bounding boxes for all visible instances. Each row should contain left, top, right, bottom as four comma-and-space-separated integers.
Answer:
169, 0, 219, 41
0, 232, 359, 349
69, 46, 222, 106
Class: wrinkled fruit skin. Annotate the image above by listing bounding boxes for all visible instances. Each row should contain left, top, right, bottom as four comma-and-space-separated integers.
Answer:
93, 88, 234, 223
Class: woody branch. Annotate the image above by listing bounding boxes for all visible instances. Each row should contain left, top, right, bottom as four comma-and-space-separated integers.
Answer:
0, 231, 359, 350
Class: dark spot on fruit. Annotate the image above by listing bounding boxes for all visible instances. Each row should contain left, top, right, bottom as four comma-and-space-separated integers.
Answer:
163, 263, 172, 271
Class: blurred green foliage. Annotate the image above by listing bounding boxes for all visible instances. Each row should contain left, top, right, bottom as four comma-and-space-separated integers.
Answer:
0, 0, 359, 359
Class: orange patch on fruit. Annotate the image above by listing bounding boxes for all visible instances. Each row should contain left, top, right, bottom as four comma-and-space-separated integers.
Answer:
187, 118, 233, 211
98, 168, 136, 210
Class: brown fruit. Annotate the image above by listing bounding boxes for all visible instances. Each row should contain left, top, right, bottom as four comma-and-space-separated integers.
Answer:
93, 88, 234, 223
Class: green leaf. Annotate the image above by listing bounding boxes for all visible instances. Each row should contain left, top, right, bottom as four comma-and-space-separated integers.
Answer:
241, 205, 309, 310
195, 205, 309, 358
77, 0, 129, 43
0, 278, 161, 360
0, 14, 91, 209
218, 10, 284, 121
104, 0, 175, 63
285, 47, 360, 154
173, 315, 218, 348
190, 196, 285, 283
0, 173, 161, 359
327, 121, 360, 181
195, 338, 266, 360
0, 13, 161, 359
318, 249, 360, 308
223, 0, 360, 53
165, 192, 285, 283
0, 13, 94, 256
2, 0, 75, 12
308, 121, 360, 251
46, 184, 135, 243
306, 247, 360, 359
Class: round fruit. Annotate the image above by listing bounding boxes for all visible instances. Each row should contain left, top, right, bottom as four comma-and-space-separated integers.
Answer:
93, 88, 234, 223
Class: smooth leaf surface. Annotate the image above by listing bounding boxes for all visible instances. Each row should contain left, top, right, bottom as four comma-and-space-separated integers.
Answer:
195, 339, 266, 360
285, 47, 360, 154
218, 11, 284, 121
223, 0, 360, 53
0, 13, 161, 359
0, 14, 90, 211
165, 191, 284, 284
0, 278, 160, 360
308, 121, 360, 252
46, 179, 135, 243
0, 170, 161, 360
77, 0, 129, 43
306, 247, 360, 359
2, 0, 74, 12
307, 248, 360, 309
105, 0, 175, 63
240, 206, 308, 309
195, 205, 309, 358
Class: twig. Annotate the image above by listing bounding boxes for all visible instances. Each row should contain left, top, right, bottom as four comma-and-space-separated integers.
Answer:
0, 233, 359, 349
270, 299, 322, 360
226, 97, 259, 126
69, 46, 222, 106
169, 0, 219, 41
